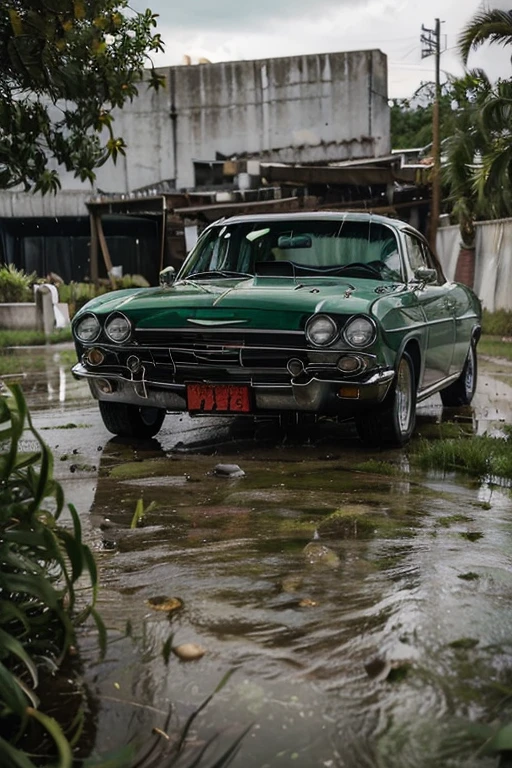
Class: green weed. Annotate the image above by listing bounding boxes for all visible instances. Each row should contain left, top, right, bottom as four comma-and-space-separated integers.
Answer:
413, 435, 512, 482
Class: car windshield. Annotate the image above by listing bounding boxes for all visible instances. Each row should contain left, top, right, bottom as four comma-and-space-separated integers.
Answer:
179, 219, 403, 282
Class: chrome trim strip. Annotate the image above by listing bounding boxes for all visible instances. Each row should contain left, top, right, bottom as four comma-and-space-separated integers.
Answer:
292, 369, 395, 388
136, 327, 304, 336
417, 372, 461, 402
72, 363, 186, 392
186, 319, 248, 326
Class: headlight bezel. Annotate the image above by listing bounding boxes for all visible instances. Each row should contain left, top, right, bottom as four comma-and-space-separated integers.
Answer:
74, 313, 101, 343
342, 315, 377, 349
104, 312, 132, 344
305, 314, 339, 347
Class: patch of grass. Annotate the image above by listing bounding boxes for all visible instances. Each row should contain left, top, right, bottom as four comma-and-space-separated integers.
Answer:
482, 309, 512, 337
413, 435, 512, 482
458, 572, 480, 581
416, 421, 474, 440
460, 531, 484, 542
478, 335, 512, 362
317, 504, 400, 539
0, 328, 72, 348
353, 459, 403, 476
449, 638, 480, 650
438, 514, 473, 527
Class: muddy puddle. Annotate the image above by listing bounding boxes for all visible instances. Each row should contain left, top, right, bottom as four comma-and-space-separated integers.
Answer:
3, 344, 512, 767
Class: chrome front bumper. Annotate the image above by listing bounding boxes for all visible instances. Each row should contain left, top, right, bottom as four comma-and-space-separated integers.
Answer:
72, 363, 395, 414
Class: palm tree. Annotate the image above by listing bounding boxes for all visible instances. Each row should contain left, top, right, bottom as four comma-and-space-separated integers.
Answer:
453, 10, 512, 233
443, 72, 492, 249
459, 8, 512, 65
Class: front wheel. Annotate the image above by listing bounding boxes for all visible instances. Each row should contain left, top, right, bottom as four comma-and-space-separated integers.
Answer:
440, 341, 477, 407
98, 401, 166, 438
355, 352, 417, 448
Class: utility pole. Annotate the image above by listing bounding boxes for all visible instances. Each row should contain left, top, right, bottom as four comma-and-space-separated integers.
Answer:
421, 18, 441, 252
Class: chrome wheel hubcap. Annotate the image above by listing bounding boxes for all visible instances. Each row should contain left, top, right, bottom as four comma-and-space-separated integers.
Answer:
396, 359, 412, 434
464, 348, 475, 397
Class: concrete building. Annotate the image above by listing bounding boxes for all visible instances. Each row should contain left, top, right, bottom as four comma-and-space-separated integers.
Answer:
2, 48, 389, 204
0, 49, 390, 281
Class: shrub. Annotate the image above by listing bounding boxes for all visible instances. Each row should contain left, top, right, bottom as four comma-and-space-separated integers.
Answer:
0, 264, 36, 303
59, 275, 150, 318
0, 385, 101, 767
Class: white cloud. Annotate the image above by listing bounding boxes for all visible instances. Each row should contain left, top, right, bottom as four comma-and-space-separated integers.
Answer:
135, 0, 512, 97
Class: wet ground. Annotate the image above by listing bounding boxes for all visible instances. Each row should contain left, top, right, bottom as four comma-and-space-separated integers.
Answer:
3, 344, 512, 768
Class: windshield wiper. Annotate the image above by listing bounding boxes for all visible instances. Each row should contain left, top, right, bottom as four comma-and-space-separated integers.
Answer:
185, 270, 253, 280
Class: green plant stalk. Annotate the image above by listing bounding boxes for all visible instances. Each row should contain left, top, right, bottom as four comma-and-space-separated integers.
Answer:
0, 384, 103, 766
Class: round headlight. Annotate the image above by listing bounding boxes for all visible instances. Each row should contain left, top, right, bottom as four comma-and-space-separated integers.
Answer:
105, 313, 131, 343
75, 313, 100, 343
305, 314, 338, 346
343, 316, 376, 348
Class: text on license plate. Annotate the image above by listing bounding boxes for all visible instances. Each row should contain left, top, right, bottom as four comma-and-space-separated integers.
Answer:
186, 384, 251, 413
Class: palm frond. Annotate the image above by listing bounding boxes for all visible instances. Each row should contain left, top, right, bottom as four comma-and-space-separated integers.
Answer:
459, 9, 512, 64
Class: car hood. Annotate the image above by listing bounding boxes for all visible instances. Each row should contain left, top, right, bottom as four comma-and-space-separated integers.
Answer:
82, 276, 401, 330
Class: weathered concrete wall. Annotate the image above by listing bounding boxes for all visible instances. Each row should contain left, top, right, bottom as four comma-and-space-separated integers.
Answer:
171, 50, 389, 188
0, 190, 92, 218
0, 303, 39, 330
1, 49, 389, 214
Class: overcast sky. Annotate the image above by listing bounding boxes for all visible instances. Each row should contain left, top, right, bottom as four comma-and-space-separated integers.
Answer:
132, 0, 511, 98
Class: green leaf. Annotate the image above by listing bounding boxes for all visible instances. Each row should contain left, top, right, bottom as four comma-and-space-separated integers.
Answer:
130, 498, 145, 529
0, 629, 38, 688
0, 735, 38, 768
481, 723, 512, 755
27, 708, 73, 768
0, 662, 30, 716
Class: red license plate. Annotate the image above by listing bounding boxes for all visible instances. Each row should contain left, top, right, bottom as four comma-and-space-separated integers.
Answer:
186, 384, 251, 413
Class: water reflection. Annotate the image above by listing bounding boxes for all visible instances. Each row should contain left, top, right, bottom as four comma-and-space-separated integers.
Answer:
0, 343, 90, 408
6, 345, 512, 765
76, 424, 512, 768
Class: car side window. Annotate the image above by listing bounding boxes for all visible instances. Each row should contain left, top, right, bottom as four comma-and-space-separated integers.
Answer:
405, 235, 428, 271
405, 234, 440, 283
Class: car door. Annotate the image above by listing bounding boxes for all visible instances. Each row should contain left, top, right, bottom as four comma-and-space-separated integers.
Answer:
405, 234, 455, 389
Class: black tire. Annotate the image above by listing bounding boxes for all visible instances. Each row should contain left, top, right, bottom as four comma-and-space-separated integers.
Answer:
355, 352, 417, 448
440, 341, 477, 407
98, 401, 166, 438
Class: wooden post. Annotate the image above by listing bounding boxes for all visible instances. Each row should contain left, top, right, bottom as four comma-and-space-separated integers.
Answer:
89, 210, 99, 286
430, 18, 441, 253
96, 215, 117, 288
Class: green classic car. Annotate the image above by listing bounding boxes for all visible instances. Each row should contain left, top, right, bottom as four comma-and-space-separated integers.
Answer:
71, 212, 481, 447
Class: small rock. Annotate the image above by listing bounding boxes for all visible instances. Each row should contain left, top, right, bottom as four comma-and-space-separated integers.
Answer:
280, 575, 304, 593
213, 463, 245, 478
298, 598, 318, 608
303, 541, 341, 569
364, 656, 412, 682
172, 643, 205, 661
147, 596, 183, 614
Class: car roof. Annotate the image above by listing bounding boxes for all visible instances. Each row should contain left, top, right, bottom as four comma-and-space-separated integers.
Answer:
217, 211, 413, 231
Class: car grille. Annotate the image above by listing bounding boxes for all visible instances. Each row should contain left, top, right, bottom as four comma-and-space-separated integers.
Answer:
133, 327, 308, 384
134, 328, 306, 349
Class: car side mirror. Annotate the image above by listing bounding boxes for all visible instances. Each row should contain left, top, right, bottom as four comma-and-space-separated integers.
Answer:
414, 266, 437, 284
159, 266, 176, 286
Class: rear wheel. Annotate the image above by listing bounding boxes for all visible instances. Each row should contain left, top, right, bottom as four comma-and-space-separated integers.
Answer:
440, 341, 477, 407
98, 401, 166, 438
355, 352, 416, 448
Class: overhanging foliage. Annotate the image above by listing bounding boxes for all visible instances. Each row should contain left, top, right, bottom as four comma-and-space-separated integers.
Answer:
0, 0, 165, 193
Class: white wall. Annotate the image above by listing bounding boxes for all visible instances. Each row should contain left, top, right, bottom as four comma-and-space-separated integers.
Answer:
437, 217, 512, 311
